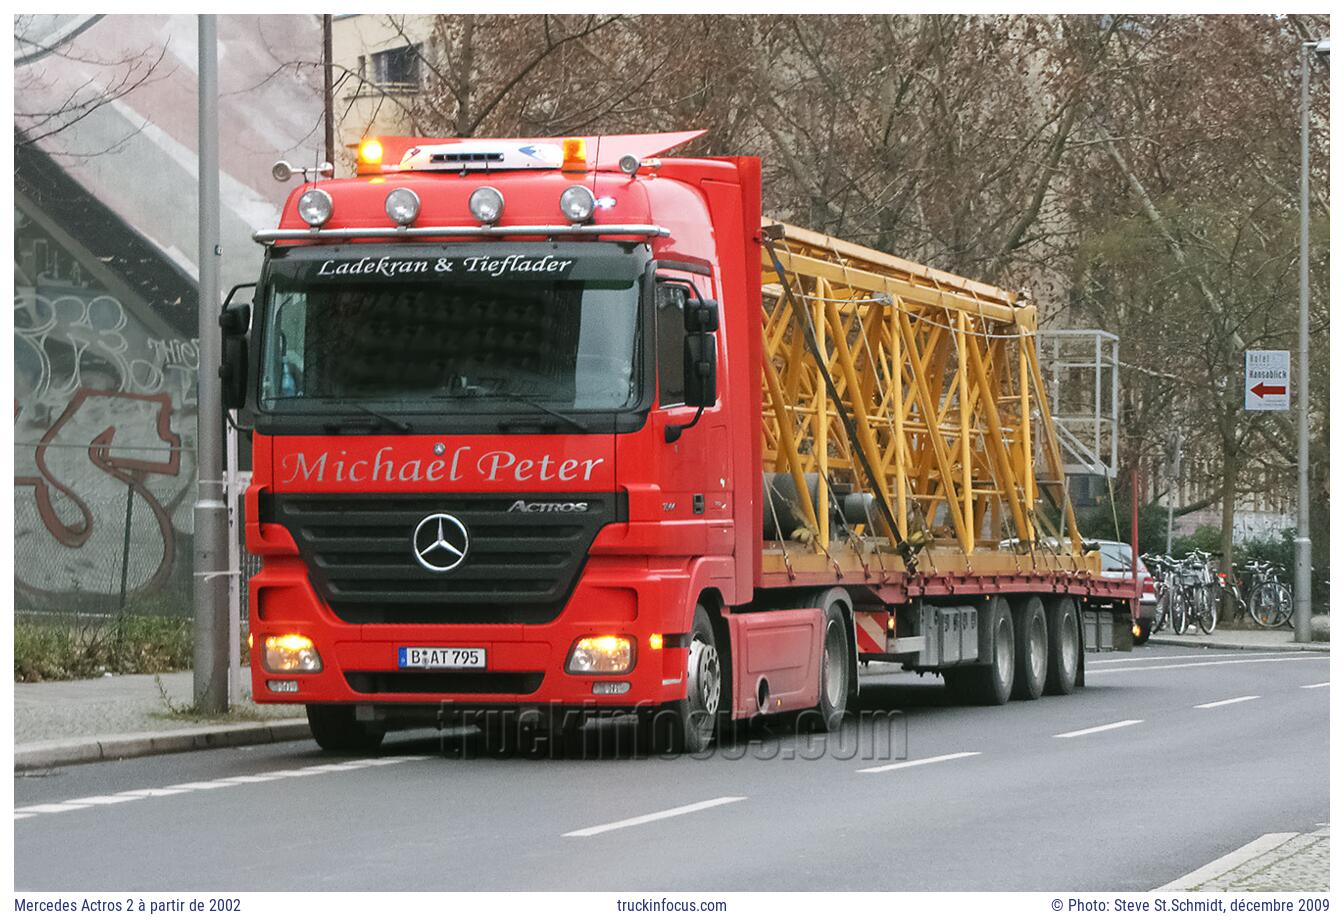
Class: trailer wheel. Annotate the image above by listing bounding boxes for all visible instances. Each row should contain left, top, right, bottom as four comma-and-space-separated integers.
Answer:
1010, 595, 1048, 701
1044, 597, 1080, 696
306, 704, 385, 753
800, 595, 851, 732
963, 597, 1015, 705
641, 604, 722, 754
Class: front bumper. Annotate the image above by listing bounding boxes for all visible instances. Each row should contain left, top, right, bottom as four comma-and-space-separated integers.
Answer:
249, 554, 690, 710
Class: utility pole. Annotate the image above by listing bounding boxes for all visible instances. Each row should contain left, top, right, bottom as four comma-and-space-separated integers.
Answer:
193, 14, 229, 713
322, 14, 335, 167
1294, 38, 1328, 644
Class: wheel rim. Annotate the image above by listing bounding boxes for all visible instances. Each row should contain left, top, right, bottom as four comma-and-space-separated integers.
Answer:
687, 636, 721, 728
1029, 615, 1047, 678
1060, 608, 1078, 678
994, 620, 1013, 687
822, 617, 847, 708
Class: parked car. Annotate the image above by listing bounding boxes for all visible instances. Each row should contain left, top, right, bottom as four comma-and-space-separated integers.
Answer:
1093, 541, 1157, 644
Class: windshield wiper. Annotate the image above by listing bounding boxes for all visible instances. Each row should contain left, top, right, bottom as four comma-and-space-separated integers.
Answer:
485, 394, 591, 433
322, 403, 413, 434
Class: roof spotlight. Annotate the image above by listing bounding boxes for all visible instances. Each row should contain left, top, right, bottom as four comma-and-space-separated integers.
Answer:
559, 185, 596, 223
384, 187, 421, 226
297, 188, 333, 227
469, 186, 505, 224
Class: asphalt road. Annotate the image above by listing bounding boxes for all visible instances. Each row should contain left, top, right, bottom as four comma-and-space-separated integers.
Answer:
14, 645, 1329, 891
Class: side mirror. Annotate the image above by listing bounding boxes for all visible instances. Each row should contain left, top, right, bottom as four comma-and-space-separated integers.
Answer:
683, 332, 717, 408
221, 337, 248, 410
219, 283, 255, 411
684, 297, 719, 333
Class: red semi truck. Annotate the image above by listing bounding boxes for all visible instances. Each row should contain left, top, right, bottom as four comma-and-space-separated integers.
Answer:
226, 131, 1136, 753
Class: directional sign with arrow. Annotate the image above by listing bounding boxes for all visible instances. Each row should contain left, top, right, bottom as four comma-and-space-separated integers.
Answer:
1245, 350, 1290, 411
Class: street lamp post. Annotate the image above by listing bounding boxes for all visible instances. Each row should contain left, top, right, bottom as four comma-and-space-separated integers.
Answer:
193, 14, 229, 711
1294, 38, 1328, 644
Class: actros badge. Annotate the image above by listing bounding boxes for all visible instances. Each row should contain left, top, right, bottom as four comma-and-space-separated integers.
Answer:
412, 513, 470, 573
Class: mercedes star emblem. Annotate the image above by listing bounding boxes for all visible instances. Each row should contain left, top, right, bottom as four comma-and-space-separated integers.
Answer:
412, 513, 469, 573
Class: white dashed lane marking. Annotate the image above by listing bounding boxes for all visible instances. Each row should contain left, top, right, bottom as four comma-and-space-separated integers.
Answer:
14, 755, 430, 821
1301, 682, 1329, 689
563, 797, 746, 838
1194, 695, 1260, 709
857, 751, 981, 774
1054, 719, 1143, 739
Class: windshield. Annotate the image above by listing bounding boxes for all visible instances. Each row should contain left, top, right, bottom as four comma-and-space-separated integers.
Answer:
259, 274, 640, 413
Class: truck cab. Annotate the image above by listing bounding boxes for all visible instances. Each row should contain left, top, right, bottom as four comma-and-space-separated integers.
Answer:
230, 133, 760, 752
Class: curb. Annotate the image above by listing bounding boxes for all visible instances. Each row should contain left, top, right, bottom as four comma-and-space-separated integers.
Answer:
1155, 832, 1298, 891
14, 719, 312, 771
1147, 635, 1329, 653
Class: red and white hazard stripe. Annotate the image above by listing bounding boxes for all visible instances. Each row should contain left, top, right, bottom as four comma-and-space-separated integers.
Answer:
854, 611, 887, 654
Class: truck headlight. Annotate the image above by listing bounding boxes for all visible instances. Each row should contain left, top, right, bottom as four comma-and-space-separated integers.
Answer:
297, 188, 332, 227
264, 634, 323, 672
566, 635, 633, 674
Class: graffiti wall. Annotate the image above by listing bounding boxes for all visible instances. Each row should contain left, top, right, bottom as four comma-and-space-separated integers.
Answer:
14, 276, 199, 614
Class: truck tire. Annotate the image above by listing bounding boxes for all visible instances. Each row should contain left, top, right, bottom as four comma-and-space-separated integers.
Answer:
306, 704, 385, 753
1010, 595, 1048, 701
1043, 596, 1080, 696
641, 604, 723, 755
961, 597, 1015, 705
800, 592, 851, 732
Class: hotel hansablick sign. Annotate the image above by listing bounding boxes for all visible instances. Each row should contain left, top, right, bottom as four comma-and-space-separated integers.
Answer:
1244, 350, 1290, 411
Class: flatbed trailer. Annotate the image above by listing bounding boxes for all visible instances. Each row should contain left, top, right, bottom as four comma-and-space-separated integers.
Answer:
231, 131, 1137, 754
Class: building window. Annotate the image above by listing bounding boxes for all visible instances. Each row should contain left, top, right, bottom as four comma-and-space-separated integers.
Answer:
371, 44, 419, 89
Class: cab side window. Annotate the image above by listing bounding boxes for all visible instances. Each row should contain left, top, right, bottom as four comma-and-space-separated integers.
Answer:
655, 283, 687, 406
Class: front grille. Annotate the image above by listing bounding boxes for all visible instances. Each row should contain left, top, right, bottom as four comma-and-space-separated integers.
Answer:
344, 670, 544, 695
259, 491, 624, 624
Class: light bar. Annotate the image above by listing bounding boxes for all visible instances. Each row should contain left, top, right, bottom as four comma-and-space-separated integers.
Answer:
254, 223, 670, 243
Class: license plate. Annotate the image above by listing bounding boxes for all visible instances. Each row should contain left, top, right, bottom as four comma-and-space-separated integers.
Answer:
398, 647, 486, 670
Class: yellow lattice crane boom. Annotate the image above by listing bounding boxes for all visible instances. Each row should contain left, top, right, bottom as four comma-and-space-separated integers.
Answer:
759, 221, 1088, 581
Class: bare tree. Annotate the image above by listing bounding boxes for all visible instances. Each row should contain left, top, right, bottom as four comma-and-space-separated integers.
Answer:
14, 14, 169, 152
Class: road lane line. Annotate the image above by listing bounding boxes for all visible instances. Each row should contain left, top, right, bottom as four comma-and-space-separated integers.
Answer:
1194, 695, 1260, 709
1054, 719, 1143, 739
857, 751, 981, 774
563, 797, 746, 838
18, 803, 93, 814
1155, 832, 1297, 891
63, 795, 143, 806
1090, 656, 1327, 674
1100, 651, 1313, 663
1302, 682, 1329, 689
14, 755, 432, 822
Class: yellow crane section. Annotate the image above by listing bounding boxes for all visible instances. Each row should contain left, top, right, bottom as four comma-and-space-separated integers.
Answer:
759, 221, 1087, 579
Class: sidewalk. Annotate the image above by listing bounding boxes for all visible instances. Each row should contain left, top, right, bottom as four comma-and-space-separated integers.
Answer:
1148, 619, 1329, 653
14, 670, 307, 771
1159, 826, 1330, 892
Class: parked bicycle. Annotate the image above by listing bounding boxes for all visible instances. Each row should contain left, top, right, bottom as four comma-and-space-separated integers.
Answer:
1175, 550, 1217, 635
1240, 561, 1293, 628
1142, 553, 1185, 635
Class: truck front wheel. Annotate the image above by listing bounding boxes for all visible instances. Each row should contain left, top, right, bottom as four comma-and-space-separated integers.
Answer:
641, 604, 723, 754
306, 704, 386, 753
